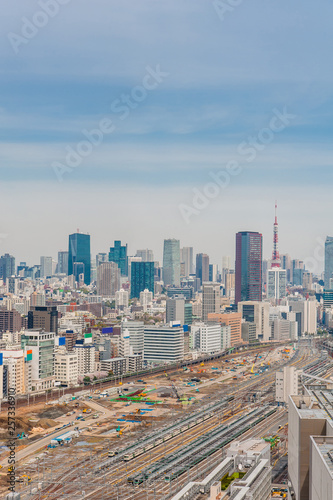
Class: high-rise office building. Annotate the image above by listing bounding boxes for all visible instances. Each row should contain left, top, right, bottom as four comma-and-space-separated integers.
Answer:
68, 232, 91, 285
267, 268, 287, 302
40, 256, 53, 277
28, 306, 58, 335
202, 282, 220, 321
96, 252, 107, 267
0, 254, 15, 283
73, 262, 85, 284
237, 301, 270, 341
131, 261, 154, 299
136, 249, 154, 262
180, 247, 193, 277
196, 253, 210, 285
163, 239, 180, 286
109, 241, 128, 276
57, 251, 69, 274
235, 231, 262, 304
21, 329, 55, 391
0, 309, 23, 333
281, 254, 292, 282
97, 262, 120, 297
209, 264, 218, 282
166, 295, 185, 325
325, 237, 333, 289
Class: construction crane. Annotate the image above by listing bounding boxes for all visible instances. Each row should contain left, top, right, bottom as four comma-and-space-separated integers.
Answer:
251, 353, 260, 374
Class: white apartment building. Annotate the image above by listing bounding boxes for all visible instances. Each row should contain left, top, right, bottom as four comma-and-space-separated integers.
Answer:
74, 342, 95, 376
54, 349, 78, 386
3, 350, 26, 395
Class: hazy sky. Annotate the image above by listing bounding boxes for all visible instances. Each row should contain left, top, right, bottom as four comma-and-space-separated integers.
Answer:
1, 1, 332, 272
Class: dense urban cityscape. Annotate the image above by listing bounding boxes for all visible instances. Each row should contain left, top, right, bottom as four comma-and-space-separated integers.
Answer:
1, 209, 333, 499
2, 1, 332, 499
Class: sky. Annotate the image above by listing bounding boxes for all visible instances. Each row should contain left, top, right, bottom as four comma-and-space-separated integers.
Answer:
1, 0, 332, 272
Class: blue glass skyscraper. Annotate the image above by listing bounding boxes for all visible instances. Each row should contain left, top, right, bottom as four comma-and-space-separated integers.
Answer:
131, 261, 154, 299
68, 232, 91, 285
109, 241, 128, 276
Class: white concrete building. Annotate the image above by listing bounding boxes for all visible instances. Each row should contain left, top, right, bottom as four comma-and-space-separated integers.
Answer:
267, 268, 287, 302
139, 289, 153, 311
2, 350, 26, 395
144, 325, 184, 362
238, 301, 270, 341
54, 349, 78, 386
74, 342, 95, 376
288, 298, 317, 336
21, 330, 55, 391
221, 324, 231, 350
121, 319, 144, 356
202, 282, 220, 321
166, 295, 185, 325
191, 323, 222, 353
276, 366, 301, 404
115, 289, 129, 308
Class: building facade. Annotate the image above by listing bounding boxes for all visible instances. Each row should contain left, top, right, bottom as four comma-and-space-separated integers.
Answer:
68, 232, 91, 285
235, 231, 262, 304
163, 239, 181, 287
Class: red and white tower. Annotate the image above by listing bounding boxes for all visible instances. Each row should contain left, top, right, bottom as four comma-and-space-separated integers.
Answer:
271, 201, 280, 268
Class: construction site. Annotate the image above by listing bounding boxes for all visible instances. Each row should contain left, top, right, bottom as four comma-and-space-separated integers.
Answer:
1, 341, 331, 499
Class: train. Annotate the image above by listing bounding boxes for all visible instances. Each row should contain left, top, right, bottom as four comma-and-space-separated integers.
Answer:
123, 410, 215, 462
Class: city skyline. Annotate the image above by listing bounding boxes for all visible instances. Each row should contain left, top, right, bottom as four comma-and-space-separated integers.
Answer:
0, 221, 328, 276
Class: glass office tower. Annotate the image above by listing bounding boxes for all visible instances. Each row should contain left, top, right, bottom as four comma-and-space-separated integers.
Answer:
68, 232, 91, 285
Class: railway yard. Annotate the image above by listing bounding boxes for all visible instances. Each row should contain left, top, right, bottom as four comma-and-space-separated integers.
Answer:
1, 340, 332, 499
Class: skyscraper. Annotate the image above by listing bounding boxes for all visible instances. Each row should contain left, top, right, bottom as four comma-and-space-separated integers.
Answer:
136, 249, 154, 262
166, 295, 185, 325
57, 251, 69, 274
180, 247, 193, 277
202, 282, 220, 320
96, 252, 107, 267
97, 262, 120, 297
267, 268, 287, 302
163, 239, 180, 286
109, 241, 128, 276
68, 232, 91, 285
131, 261, 154, 299
325, 237, 333, 289
235, 231, 262, 304
40, 256, 53, 277
196, 253, 209, 285
0, 254, 15, 283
